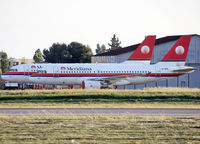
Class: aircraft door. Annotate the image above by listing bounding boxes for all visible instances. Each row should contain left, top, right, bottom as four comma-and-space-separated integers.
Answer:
97, 69, 101, 76
53, 66, 59, 77
23, 65, 30, 83
155, 67, 161, 77
24, 66, 29, 76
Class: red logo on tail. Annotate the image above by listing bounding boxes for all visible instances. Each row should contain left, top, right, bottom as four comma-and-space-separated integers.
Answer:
175, 46, 184, 55
141, 45, 150, 54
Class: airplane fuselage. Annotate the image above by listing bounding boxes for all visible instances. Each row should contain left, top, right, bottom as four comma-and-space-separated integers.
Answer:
1, 63, 194, 88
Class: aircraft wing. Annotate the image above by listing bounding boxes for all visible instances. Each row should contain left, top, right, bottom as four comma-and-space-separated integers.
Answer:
102, 74, 146, 83
88, 73, 147, 84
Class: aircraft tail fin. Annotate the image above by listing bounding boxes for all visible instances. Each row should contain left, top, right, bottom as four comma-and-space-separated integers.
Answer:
123, 35, 156, 64
158, 35, 191, 66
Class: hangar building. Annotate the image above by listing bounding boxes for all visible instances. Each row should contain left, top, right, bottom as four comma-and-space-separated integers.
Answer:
91, 34, 200, 89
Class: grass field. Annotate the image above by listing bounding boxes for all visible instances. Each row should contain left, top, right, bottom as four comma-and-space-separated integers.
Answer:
0, 116, 200, 144
0, 88, 200, 144
0, 88, 200, 108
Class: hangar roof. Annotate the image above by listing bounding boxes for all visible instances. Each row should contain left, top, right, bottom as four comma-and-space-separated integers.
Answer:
94, 34, 198, 56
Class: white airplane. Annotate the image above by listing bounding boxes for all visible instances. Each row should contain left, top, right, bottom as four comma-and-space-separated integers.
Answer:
1, 35, 196, 89
1, 35, 156, 85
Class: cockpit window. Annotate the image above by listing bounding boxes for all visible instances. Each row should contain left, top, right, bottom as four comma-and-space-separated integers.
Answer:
8, 69, 13, 72
8, 69, 18, 72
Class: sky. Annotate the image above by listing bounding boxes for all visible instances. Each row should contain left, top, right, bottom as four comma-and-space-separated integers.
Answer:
0, 0, 200, 59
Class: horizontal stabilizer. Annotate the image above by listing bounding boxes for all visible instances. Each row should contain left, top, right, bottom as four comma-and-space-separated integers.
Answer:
173, 67, 197, 73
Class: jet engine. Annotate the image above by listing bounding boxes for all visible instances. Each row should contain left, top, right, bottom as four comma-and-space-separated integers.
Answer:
82, 80, 101, 89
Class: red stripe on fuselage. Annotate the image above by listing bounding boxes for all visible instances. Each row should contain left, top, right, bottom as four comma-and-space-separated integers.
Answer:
4, 72, 36, 75
31, 73, 184, 77
32, 73, 137, 76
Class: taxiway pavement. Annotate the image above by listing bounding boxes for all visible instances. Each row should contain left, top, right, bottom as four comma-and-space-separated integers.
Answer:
0, 108, 200, 117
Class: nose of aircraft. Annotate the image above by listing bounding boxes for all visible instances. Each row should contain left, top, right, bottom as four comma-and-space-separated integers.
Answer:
1, 71, 36, 84
1, 73, 24, 83
1, 73, 17, 82
1, 74, 9, 81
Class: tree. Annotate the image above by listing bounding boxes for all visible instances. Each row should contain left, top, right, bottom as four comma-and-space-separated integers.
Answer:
43, 43, 70, 63
0, 51, 9, 73
68, 42, 93, 63
108, 34, 122, 50
96, 44, 107, 54
33, 49, 43, 63
43, 42, 93, 63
